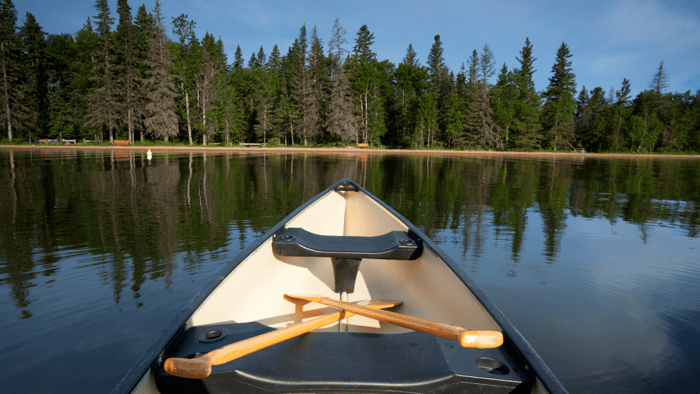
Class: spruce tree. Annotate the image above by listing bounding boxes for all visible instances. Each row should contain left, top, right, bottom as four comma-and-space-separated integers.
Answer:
476, 42, 499, 148
574, 86, 592, 149
417, 92, 438, 147
86, 0, 118, 143
402, 43, 419, 68
462, 50, 480, 145
200, 32, 226, 145
171, 14, 199, 144
296, 25, 308, 144
143, 0, 178, 141
72, 18, 99, 141
0, 0, 20, 141
426, 34, 448, 130
18, 12, 48, 142
491, 63, 518, 148
608, 78, 631, 150
114, 0, 141, 143
427, 35, 445, 86
46, 33, 78, 141
511, 37, 541, 149
542, 42, 576, 151
233, 45, 244, 69
349, 24, 381, 144
326, 18, 356, 142
302, 26, 327, 144
650, 61, 668, 95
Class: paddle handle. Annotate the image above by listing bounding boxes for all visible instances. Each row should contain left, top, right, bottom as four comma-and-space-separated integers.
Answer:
164, 310, 349, 379
164, 300, 401, 379
315, 297, 503, 348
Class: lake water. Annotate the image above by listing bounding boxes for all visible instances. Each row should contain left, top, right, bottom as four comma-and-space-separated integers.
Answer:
0, 149, 699, 393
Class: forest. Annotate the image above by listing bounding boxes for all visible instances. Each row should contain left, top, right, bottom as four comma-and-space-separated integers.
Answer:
1, 0, 699, 152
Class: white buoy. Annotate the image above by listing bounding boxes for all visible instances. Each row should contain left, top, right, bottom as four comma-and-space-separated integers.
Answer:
147, 149, 152, 160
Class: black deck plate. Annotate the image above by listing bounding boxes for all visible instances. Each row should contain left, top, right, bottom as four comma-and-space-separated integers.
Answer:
152, 322, 526, 393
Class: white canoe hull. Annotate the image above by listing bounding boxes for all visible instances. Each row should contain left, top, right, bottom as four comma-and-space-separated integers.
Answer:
115, 179, 567, 394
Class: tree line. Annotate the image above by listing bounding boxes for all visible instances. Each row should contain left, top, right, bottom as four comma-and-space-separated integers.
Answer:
1, 0, 699, 152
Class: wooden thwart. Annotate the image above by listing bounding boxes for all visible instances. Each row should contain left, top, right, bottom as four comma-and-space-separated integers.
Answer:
285, 294, 504, 349
163, 299, 402, 379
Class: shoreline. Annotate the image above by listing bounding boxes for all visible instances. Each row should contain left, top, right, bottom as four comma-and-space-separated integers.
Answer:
1, 144, 699, 159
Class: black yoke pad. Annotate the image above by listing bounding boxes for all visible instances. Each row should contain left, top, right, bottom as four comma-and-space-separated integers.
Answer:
272, 227, 423, 260
152, 322, 525, 394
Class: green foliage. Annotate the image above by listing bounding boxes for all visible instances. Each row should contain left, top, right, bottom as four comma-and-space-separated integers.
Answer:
1, 4, 697, 153
542, 42, 576, 151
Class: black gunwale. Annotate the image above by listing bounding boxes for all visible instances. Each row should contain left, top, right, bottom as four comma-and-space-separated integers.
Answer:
112, 178, 568, 394
347, 178, 569, 394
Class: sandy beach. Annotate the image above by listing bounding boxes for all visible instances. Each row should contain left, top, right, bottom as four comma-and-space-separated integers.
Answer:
2, 144, 699, 159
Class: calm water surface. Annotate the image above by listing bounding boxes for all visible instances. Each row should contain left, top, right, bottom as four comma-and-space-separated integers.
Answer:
1, 149, 699, 393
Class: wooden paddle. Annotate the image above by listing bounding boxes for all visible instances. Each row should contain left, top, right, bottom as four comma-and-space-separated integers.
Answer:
163, 299, 402, 379
285, 294, 503, 349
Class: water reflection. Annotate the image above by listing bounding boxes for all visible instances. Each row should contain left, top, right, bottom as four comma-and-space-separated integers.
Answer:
0, 151, 699, 319
0, 150, 699, 393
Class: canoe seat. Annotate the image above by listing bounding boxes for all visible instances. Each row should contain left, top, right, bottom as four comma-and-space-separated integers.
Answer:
152, 322, 525, 394
272, 227, 423, 261
272, 228, 423, 294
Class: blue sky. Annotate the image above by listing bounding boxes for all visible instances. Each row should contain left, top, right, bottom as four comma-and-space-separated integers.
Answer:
16, 0, 700, 98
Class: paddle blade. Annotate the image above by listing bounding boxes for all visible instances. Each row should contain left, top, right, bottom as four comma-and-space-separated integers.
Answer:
163, 357, 212, 379
284, 294, 402, 310
459, 331, 504, 349
283, 294, 324, 305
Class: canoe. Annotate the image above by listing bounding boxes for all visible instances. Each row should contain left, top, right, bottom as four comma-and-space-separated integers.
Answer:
113, 178, 568, 394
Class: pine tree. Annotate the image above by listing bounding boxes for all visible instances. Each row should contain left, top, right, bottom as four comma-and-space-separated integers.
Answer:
426, 34, 448, 128
114, 0, 141, 143
326, 18, 356, 142
46, 33, 78, 141
462, 50, 480, 145
171, 14, 199, 144
608, 78, 631, 150
542, 42, 576, 151
200, 32, 226, 145
143, 0, 178, 141
18, 12, 48, 142
491, 63, 518, 148
402, 43, 419, 68
475, 42, 499, 148
301, 26, 327, 144
233, 45, 244, 69
394, 44, 427, 146
0, 0, 22, 141
296, 25, 308, 144
349, 24, 382, 145
252, 45, 273, 143
650, 61, 669, 95
574, 86, 592, 148
427, 35, 445, 86
417, 92, 438, 147
86, 0, 118, 143
511, 37, 541, 149
72, 18, 99, 141
442, 89, 461, 147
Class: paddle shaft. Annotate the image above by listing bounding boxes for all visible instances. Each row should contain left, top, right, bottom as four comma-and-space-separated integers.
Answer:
289, 295, 503, 349
164, 300, 400, 379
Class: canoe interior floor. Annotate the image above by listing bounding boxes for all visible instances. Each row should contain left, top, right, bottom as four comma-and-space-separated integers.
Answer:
152, 322, 527, 394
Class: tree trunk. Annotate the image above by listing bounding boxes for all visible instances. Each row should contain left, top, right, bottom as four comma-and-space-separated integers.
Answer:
364, 91, 368, 143
128, 107, 134, 144
1, 42, 11, 142
185, 88, 193, 145
637, 114, 647, 152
